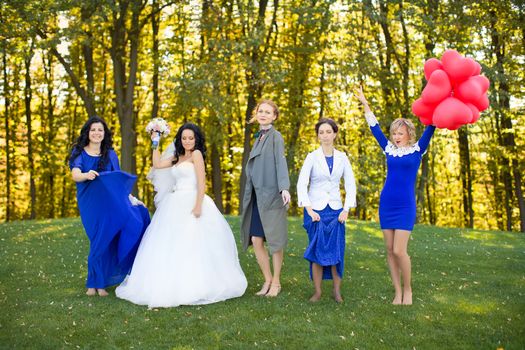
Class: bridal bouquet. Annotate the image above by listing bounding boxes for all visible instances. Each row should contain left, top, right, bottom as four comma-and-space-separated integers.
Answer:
146, 117, 170, 148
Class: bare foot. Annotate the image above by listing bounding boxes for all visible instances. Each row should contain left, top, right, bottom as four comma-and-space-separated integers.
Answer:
265, 284, 281, 297
86, 288, 96, 296
255, 282, 271, 296
309, 292, 322, 302
392, 294, 402, 305
333, 292, 343, 304
402, 291, 412, 305
97, 289, 109, 297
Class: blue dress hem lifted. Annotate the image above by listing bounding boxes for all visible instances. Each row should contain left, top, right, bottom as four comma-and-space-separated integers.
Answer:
303, 205, 345, 280
77, 171, 150, 289
70, 149, 150, 289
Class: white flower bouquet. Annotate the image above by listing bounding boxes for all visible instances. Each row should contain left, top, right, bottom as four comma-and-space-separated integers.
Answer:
146, 117, 170, 148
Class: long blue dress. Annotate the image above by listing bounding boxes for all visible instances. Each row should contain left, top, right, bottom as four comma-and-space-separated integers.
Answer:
369, 117, 435, 231
70, 149, 150, 289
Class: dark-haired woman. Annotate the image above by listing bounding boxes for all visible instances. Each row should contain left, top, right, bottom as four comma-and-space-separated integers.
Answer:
296, 118, 356, 303
116, 123, 247, 308
69, 116, 150, 297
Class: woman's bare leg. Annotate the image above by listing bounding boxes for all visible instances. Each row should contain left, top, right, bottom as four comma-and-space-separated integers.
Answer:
331, 265, 343, 303
383, 229, 402, 304
309, 263, 323, 302
252, 236, 272, 295
266, 249, 283, 297
393, 230, 412, 305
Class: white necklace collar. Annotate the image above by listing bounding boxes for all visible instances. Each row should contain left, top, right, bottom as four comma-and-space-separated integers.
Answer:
385, 141, 420, 157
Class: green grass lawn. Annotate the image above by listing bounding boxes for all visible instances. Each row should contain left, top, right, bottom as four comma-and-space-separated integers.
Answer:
1, 216, 524, 349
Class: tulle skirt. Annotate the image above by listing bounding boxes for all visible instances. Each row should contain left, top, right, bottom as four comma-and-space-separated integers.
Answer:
116, 189, 247, 308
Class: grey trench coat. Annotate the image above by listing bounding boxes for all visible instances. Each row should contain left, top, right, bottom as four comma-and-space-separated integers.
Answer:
240, 127, 290, 254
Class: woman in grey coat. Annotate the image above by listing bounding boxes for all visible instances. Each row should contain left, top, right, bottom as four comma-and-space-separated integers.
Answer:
240, 99, 290, 297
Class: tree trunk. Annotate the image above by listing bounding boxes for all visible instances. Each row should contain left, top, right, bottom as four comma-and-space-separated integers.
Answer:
458, 128, 474, 228
62, 96, 80, 217
238, 0, 271, 212
319, 61, 325, 120
398, 0, 410, 117
81, 4, 95, 104
110, 0, 141, 176
43, 52, 56, 218
3, 44, 11, 222
210, 143, 224, 212
151, 0, 160, 120
200, 0, 225, 211
376, 0, 395, 117
490, 9, 522, 231
416, 0, 438, 223
512, 158, 525, 232
225, 120, 234, 214
286, 56, 308, 210
24, 41, 36, 219
239, 93, 259, 212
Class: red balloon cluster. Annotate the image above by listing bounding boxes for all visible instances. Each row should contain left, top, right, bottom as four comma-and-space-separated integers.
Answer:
412, 50, 490, 130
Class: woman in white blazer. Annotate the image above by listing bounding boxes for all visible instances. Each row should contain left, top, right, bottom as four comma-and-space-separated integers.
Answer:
297, 118, 356, 303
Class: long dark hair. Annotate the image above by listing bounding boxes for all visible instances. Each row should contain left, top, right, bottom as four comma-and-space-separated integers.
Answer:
68, 116, 114, 171
172, 123, 206, 164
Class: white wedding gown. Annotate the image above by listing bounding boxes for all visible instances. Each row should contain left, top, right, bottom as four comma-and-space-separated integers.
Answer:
116, 161, 247, 307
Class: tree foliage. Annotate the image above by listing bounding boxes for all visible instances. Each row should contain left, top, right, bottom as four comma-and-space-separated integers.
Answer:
1, 0, 523, 231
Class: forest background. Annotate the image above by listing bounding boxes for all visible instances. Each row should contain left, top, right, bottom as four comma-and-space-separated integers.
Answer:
0, 0, 523, 232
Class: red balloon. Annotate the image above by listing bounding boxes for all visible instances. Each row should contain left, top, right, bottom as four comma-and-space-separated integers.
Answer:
433, 97, 472, 130
472, 92, 490, 111
466, 103, 480, 123
471, 75, 490, 93
424, 58, 443, 81
456, 77, 483, 103
441, 49, 477, 83
421, 69, 452, 105
473, 62, 482, 76
413, 50, 490, 128
411, 98, 434, 125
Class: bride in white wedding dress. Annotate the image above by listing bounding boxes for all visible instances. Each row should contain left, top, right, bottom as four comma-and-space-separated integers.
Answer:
116, 123, 247, 308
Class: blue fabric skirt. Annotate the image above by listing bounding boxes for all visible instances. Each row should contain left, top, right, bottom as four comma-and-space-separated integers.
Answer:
303, 205, 345, 280
77, 171, 150, 288
250, 191, 265, 238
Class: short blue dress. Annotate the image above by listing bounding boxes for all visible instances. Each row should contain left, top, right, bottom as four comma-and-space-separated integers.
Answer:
368, 115, 435, 231
70, 149, 150, 289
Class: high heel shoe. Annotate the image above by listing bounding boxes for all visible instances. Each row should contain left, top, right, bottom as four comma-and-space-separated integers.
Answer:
255, 282, 271, 296
265, 284, 281, 297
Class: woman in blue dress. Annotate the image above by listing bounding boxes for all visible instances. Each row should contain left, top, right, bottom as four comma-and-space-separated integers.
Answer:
355, 87, 435, 305
69, 116, 150, 297
297, 118, 357, 303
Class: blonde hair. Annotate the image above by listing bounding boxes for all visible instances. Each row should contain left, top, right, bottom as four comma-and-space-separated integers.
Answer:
248, 99, 280, 124
390, 118, 416, 145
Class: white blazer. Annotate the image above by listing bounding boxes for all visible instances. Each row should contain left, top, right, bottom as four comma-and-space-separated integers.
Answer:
297, 147, 357, 211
